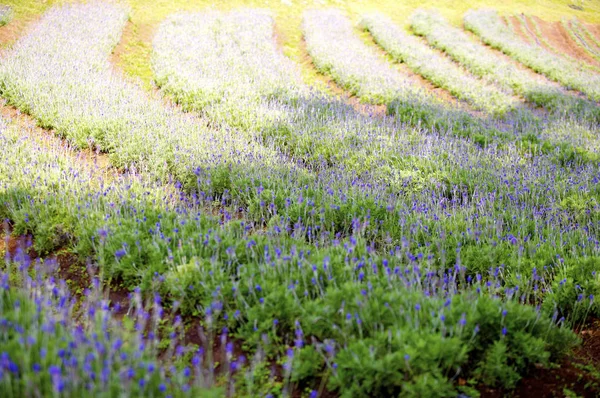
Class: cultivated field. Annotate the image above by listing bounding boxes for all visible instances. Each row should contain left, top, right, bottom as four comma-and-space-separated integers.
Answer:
1, 0, 600, 397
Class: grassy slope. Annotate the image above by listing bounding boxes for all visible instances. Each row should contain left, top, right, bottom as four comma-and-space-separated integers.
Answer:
3, 0, 600, 89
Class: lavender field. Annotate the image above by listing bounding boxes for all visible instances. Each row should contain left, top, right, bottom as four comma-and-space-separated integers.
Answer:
1, 1, 600, 397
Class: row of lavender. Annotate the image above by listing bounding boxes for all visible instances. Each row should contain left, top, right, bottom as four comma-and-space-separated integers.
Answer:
359, 12, 518, 116
1, 2, 600, 396
0, 109, 592, 397
302, 9, 599, 161
152, 10, 452, 185
561, 17, 600, 63
377, 10, 600, 124
464, 9, 600, 101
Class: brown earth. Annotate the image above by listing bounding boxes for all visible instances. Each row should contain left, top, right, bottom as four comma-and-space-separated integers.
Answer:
507, 16, 533, 45
0, 15, 38, 49
531, 16, 600, 69
586, 24, 600, 44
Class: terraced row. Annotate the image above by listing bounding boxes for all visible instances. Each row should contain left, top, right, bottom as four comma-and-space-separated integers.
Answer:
464, 9, 600, 101
562, 17, 600, 63
361, 13, 518, 116
410, 10, 600, 124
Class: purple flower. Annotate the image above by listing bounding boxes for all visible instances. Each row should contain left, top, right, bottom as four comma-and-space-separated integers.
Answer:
115, 249, 127, 259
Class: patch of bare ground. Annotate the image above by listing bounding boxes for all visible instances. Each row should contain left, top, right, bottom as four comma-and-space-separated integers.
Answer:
0, 14, 39, 49
506, 16, 533, 45
531, 16, 600, 69
586, 24, 600, 44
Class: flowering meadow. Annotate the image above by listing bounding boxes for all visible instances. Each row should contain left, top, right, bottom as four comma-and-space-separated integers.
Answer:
1, 1, 600, 397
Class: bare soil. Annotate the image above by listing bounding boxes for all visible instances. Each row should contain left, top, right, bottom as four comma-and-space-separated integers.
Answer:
532, 16, 600, 68
586, 24, 600, 44
0, 16, 37, 49
507, 16, 534, 45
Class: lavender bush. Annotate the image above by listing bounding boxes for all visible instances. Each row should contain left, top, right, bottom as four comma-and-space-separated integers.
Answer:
361, 13, 518, 116
0, 257, 224, 397
0, 1, 306, 207
410, 9, 600, 123
3, 90, 600, 395
301, 9, 531, 143
152, 9, 495, 197
464, 9, 600, 101
302, 9, 425, 105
